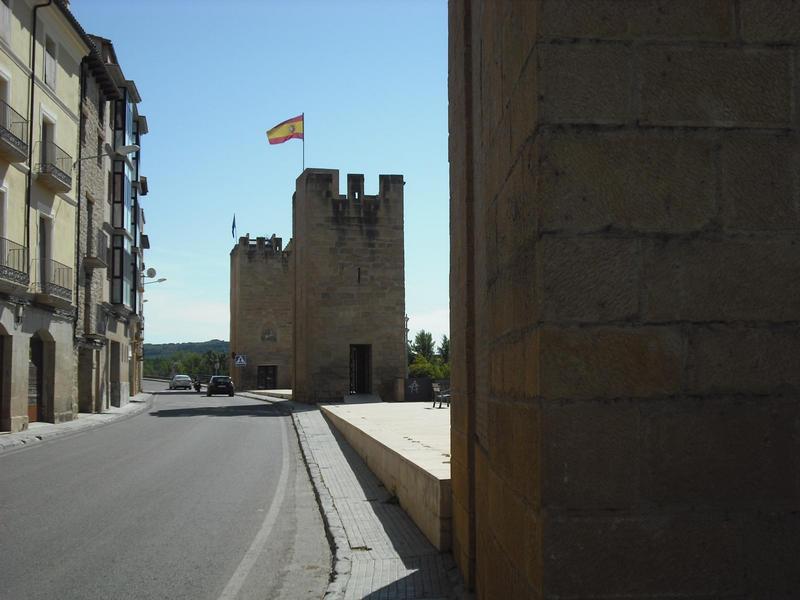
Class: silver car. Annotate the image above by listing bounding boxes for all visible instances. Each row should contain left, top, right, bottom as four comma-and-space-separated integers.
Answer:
169, 374, 193, 390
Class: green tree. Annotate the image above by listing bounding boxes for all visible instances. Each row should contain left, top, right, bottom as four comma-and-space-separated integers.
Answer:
408, 354, 451, 380
438, 335, 450, 363
409, 355, 437, 378
412, 330, 435, 361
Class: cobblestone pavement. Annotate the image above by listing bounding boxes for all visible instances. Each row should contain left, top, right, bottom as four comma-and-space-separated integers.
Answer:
293, 408, 460, 600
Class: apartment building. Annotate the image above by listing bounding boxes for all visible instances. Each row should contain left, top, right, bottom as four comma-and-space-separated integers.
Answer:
0, 1, 149, 433
0, 0, 90, 432
75, 34, 148, 412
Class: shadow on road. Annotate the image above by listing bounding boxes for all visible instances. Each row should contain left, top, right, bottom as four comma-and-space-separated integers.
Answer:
148, 404, 283, 418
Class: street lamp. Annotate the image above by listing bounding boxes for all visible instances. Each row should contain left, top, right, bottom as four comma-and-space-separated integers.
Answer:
73, 143, 140, 171
143, 278, 166, 285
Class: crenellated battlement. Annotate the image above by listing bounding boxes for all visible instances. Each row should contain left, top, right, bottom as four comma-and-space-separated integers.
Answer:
232, 233, 290, 260
299, 169, 404, 216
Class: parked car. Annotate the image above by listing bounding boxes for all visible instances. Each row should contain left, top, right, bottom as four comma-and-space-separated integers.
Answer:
206, 375, 234, 397
169, 374, 193, 390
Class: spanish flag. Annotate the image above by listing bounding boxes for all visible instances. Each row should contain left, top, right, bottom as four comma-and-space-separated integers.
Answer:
267, 114, 304, 145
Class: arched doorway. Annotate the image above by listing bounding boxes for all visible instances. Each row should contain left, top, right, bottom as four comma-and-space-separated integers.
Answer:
28, 331, 54, 423
0, 324, 11, 431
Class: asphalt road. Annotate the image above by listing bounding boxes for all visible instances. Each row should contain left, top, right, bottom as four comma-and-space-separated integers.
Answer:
0, 380, 331, 600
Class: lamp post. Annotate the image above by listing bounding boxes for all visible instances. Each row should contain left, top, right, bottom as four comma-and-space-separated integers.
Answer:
143, 278, 166, 285
73, 143, 140, 171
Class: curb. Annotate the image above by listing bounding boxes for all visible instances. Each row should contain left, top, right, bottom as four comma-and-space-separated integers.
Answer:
238, 391, 350, 597
0, 391, 155, 455
291, 411, 351, 600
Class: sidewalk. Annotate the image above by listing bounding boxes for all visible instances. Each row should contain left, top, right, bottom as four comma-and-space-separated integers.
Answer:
238, 391, 463, 599
0, 392, 153, 454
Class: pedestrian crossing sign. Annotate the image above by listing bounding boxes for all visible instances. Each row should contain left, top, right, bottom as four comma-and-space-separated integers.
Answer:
234, 354, 247, 367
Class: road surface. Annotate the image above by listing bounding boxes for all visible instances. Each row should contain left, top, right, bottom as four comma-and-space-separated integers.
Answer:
0, 380, 330, 599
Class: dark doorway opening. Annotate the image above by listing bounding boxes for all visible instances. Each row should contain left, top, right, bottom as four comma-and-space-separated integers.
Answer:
257, 365, 277, 389
349, 344, 371, 394
28, 340, 40, 422
0, 327, 10, 431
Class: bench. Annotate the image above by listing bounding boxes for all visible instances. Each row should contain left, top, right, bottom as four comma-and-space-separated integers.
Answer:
432, 382, 451, 408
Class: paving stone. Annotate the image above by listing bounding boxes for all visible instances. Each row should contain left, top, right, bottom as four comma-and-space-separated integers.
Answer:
294, 409, 458, 599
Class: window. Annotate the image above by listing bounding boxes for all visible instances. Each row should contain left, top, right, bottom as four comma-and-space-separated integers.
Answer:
40, 118, 54, 166
0, 0, 10, 43
98, 91, 105, 127
0, 75, 8, 131
96, 136, 102, 167
44, 36, 56, 89
0, 186, 6, 241
111, 234, 131, 306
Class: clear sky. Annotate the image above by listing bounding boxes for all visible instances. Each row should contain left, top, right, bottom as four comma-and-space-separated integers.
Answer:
70, 0, 450, 347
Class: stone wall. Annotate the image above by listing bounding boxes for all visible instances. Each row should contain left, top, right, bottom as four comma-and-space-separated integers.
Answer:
229, 235, 293, 390
75, 61, 113, 413
449, 2, 800, 597
293, 170, 406, 403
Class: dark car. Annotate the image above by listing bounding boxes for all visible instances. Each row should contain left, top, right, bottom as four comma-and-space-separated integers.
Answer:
206, 375, 234, 397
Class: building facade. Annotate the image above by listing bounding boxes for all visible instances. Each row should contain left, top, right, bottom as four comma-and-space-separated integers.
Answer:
0, 0, 90, 432
229, 234, 292, 391
449, 1, 800, 597
74, 34, 148, 414
0, 1, 149, 433
229, 169, 406, 403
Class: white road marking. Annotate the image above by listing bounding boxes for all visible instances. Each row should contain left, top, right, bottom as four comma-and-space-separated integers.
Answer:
217, 416, 290, 600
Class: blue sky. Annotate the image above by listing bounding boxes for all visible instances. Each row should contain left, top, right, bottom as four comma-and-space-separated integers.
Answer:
71, 0, 450, 346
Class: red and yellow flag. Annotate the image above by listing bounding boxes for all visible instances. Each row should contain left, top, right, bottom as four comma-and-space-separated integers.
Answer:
267, 114, 304, 145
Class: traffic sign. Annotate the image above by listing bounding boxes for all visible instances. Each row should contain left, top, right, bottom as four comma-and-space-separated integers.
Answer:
234, 355, 247, 367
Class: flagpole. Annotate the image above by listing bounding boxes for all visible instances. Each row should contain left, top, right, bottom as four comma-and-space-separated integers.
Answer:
302, 112, 305, 172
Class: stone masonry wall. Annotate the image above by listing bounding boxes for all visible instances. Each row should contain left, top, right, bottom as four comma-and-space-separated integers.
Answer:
450, 2, 800, 597
75, 64, 111, 413
229, 235, 292, 390
293, 170, 406, 403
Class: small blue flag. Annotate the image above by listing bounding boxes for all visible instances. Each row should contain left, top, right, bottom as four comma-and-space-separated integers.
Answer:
232, 214, 236, 239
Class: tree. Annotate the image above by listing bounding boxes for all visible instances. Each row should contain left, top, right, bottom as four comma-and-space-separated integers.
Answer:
438, 335, 450, 363
409, 355, 438, 379
412, 330, 435, 361
408, 354, 451, 380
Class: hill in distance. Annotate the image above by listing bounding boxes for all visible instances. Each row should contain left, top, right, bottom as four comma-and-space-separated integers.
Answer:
143, 339, 229, 360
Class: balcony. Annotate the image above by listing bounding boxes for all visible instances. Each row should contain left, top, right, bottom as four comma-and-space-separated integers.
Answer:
84, 230, 108, 270
0, 236, 29, 290
31, 258, 72, 306
0, 100, 28, 162
36, 141, 72, 193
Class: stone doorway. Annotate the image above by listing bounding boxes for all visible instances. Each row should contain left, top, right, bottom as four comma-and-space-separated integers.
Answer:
257, 365, 277, 389
28, 331, 54, 423
349, 344, 371, 394
110, 341, 121, 407
0, 324, 10, 431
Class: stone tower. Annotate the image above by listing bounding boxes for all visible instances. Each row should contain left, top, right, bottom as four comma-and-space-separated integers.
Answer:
292, 170, 406, 403
229, 234, 292, 390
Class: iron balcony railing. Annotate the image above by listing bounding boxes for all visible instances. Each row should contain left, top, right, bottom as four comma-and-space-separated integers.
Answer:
31, 257, 72, 301
0, 236, 29, 285
0, 99, 29, 155
86, 230, 108, 263
83, 231, 108, 269
37, 140, 72, 188
95, 230, 109, 257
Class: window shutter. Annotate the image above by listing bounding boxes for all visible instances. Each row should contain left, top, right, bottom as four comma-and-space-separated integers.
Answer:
0, 0, 10, 42
44, 38, 56, 88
